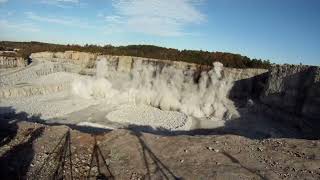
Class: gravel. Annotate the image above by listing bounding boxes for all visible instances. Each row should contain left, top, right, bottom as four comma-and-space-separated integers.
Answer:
106, 104, 192, 131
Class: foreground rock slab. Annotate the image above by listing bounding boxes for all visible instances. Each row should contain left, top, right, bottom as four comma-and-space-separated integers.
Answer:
0, 121, 319, 180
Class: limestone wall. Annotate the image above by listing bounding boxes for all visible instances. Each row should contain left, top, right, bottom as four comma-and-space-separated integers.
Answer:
30, 51, 97, 67
260, 64, 320, 137
0, 56, 26, 68
0, 83, 68, 98
31, 51, 266, 74
30, 51, 269, 99
0, 61, 81, 87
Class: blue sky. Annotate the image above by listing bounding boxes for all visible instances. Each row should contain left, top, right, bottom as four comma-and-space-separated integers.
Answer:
0, 0, 319, 65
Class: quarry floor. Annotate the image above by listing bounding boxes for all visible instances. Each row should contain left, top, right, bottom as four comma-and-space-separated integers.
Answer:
0, 120, 319, 180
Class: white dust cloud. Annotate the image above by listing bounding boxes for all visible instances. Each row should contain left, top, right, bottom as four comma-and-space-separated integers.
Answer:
72, 58, 234, 119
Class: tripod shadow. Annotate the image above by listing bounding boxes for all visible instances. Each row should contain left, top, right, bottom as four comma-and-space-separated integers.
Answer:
34, 129, 73, 179
130, 130, 179, 180
52, 129, 73, 179
222, 151, 268, 180
87, 136, 114, 180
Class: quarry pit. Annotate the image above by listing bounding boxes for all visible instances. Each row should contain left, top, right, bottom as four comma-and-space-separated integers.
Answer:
0, 51, 320, 179
1, 51, 319, 139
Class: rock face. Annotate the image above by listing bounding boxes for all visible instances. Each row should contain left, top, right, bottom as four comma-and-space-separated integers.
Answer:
0, 83, 67, 98
30, 51, 269, 99
226, 68, 268, 99
0, 56, 26, 68
260, 64, 320, 136
0, 60, 80, 87
116, 56, 133, 73
30, 51, 268, 98
30, 51, 97, 67
29, 51, 270, 102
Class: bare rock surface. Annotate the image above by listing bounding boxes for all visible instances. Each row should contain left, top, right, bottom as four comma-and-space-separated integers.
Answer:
260, 64, 320, 137
0, 56, 26, 68
0, 120, 319, 180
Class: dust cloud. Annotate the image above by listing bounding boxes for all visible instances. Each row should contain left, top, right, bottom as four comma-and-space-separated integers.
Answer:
72, 58, 235, 120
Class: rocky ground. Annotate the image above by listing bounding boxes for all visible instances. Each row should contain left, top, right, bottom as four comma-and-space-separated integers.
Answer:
0, 120, 319, 180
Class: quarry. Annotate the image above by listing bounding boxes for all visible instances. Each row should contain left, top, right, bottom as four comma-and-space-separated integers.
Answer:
0, 51, 319, 179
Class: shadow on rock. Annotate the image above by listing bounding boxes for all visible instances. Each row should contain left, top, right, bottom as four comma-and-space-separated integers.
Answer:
0, 106, 42, 148
0, 126, 45, 179
221, 151, 268, 180
130, 130, 180, 180
87, 136, 114, 180
33, 129, 74, 179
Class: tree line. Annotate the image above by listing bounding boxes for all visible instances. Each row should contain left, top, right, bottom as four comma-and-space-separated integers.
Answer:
0, 41, 271, 69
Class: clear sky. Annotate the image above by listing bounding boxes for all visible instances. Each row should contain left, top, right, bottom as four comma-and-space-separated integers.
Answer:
0, 0, 319, 65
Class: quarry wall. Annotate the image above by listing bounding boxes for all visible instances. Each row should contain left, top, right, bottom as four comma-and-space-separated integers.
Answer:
0, 84, 67, 98
0, 56, 26, 68
0, 60, 81, 87
30, 51, 269, 101
28, 51, 320, 106
260, 64, 320, 137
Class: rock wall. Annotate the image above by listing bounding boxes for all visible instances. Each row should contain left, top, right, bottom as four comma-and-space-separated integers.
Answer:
30, 51, 269, 101
30, 51, 203, 70
0, 61, 80, 87
0, 83, 67, 98
30, 52, 268, 105
226, 68, 268, 100
0, 56, 26, 68
260, 64, 320, 137
30, 51, 97, 67
30, 51, 268, 88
